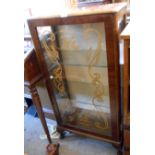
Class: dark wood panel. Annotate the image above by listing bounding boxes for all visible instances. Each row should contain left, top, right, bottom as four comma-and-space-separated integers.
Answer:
24, 48, 43, 85
124, 130, 130, 147
105, 18, 122, 141
120, 23, 130, 155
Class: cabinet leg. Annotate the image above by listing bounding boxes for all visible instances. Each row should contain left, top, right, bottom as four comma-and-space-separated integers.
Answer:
30, 85, 52, 143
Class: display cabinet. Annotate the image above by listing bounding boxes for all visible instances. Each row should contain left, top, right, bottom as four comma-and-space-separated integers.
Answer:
28, 2, 127, 153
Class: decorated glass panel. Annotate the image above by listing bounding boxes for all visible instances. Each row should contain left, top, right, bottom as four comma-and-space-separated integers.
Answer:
37, 22, 111, 136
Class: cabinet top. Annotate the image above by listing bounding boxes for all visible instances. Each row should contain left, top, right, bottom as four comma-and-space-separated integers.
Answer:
29, 2, 127, 20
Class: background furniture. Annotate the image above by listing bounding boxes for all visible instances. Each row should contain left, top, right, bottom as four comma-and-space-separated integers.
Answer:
24, 34, 56, 119
24, 48, 60, 153
120, 23, 130, 155
28, 2, 127, 154
24, 48, 52, 143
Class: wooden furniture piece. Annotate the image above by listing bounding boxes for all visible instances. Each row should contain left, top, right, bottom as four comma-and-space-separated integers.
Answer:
24, 49, 56, 120
28, 2, 127, 153
120, 23, 130, 155
24, 48, 52, 143
24, 48, 59, 154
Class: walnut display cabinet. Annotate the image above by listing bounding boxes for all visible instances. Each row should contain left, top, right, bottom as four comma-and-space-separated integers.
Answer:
28, 2, 127, 152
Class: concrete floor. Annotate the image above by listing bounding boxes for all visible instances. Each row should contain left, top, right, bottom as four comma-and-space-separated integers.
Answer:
24, 114, 117, 155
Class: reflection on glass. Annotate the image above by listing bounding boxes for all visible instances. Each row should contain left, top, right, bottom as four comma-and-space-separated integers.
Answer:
37, 23, 111, 136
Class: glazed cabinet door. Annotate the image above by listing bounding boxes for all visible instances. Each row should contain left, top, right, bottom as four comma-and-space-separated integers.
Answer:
36, 22, 113, 137
28, 12, 122, 142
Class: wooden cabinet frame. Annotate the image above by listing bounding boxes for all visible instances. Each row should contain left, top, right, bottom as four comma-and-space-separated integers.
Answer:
120, 23, 130, 155
28, 3, 127, 150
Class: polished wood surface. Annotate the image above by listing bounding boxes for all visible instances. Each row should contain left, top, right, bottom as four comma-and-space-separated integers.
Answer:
120, 23, 130, 155
24, 48, 43, 85
28, 3, 127, 153
120, 23, 130, 121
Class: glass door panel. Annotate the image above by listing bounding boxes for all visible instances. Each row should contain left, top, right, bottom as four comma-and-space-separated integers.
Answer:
37, 22, 112, 136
